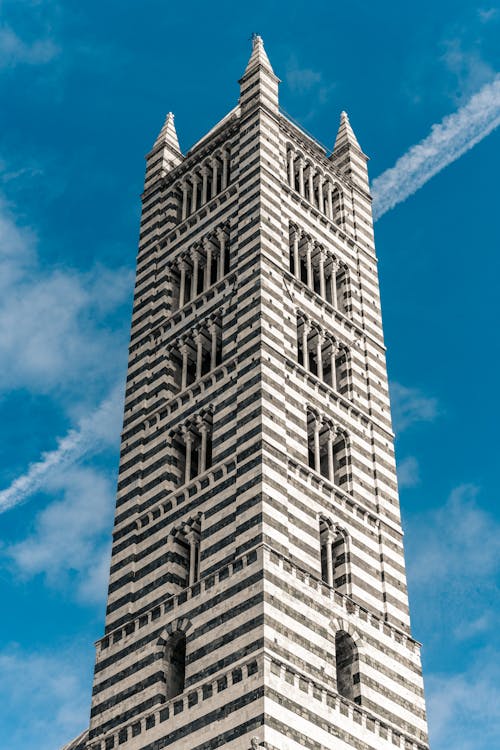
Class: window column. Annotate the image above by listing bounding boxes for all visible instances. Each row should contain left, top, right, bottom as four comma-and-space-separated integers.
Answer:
186, 530, 198, 586
318, 247, 326, 298
198, 418, 209, 474
316, 329, 324, 380
329, 257, 339, 308
325, 529, 334, 586
178, 259, 187, 308
329, 340, 338, 390
216, 226, 227, 279
307, 164, 315, 206
293, 227, 300, 277
182, 427, 193, 484
203, 237, 213, 290
298, 157, 305, 196
317, 175, 324, 213
180, 340, 189, 390
211, 156, 218, 198
306, 239, 313, 290
201, 166, 209, 204
288, 150, 295, 187
302, 319, 310, 370
327, 425, 337, 483
190, 174, 199, 213
326, 181, 333, 220
191, 248, 200, 300
208, 319, 218, 370
194, 328, 203, 380
181, 179, 189, 221
313, 417, 322, 474
221, 150, 229, 190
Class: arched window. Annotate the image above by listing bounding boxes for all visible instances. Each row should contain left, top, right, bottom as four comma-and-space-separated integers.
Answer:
164, 632, 186, 699
335, 631, 359, 702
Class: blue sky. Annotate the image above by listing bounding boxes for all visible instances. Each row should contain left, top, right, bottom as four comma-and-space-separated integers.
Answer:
0, 1, 499, 748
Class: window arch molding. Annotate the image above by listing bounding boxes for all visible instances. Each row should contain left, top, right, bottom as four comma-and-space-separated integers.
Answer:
329, 618, 363, 650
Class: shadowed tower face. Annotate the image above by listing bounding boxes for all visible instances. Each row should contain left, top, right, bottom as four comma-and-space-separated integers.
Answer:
67, 35, 430, 750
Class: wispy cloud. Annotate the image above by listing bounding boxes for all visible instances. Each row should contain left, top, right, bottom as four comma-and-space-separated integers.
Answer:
285, 56, 335, 120
372, 75, 500, 220
390, 382, 439, 433
0, 24, 58, 69
407, 484, 500, 589
0, 385, 122, 514
426, 654, 500, 750
397, 455, 420, 488
0, 643, 91, 750
6, 465, 114, 603
453, 613, 491, 641
0, 191, 132, 397
478, 7, 499, 23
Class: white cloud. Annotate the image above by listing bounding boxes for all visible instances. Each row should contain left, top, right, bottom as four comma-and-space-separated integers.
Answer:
6, 465, 114, 604
453, 613, 491, 641
287, 64, 322, 95
426, 655, 500, 750
0, 384, 123, 514
0, 189, 132, 397
407, 484, 500, 589
0, 643, 91, 750
285, 56, 335, 118
390, 381, 439, 433
441, 38, 495, 102
372, 75, 500, 220
397, 455, 420, 488
478, 7, 499, 23
0, 24, 58, 68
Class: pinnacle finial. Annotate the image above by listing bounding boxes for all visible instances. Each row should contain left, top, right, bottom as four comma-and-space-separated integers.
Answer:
154, 111, 181, 154
333, 109, 362, 154
242, 33, 275, 77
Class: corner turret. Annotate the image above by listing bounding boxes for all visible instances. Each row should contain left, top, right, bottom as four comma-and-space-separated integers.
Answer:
144, 112, 183, 191
330, 110, 370, 192
239, 34, 280, 112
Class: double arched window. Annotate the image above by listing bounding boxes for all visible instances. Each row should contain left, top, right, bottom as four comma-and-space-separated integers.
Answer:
306, 409, 351, 490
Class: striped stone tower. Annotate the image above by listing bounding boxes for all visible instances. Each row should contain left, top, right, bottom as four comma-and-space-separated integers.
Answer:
69, 35, 430, 750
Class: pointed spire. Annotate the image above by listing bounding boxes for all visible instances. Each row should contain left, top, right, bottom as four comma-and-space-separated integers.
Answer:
239, 34, 280, 112
242, 34, 276, 78
330, 110, 370, 192
144, 111, 183, 191
154, 112, 181, 154
333, 111, 362, 154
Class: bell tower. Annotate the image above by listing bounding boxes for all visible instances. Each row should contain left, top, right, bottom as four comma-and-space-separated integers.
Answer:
63, 36, 430, 750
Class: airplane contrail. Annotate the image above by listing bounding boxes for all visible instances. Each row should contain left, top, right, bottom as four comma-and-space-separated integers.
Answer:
372, 74, 500, 220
